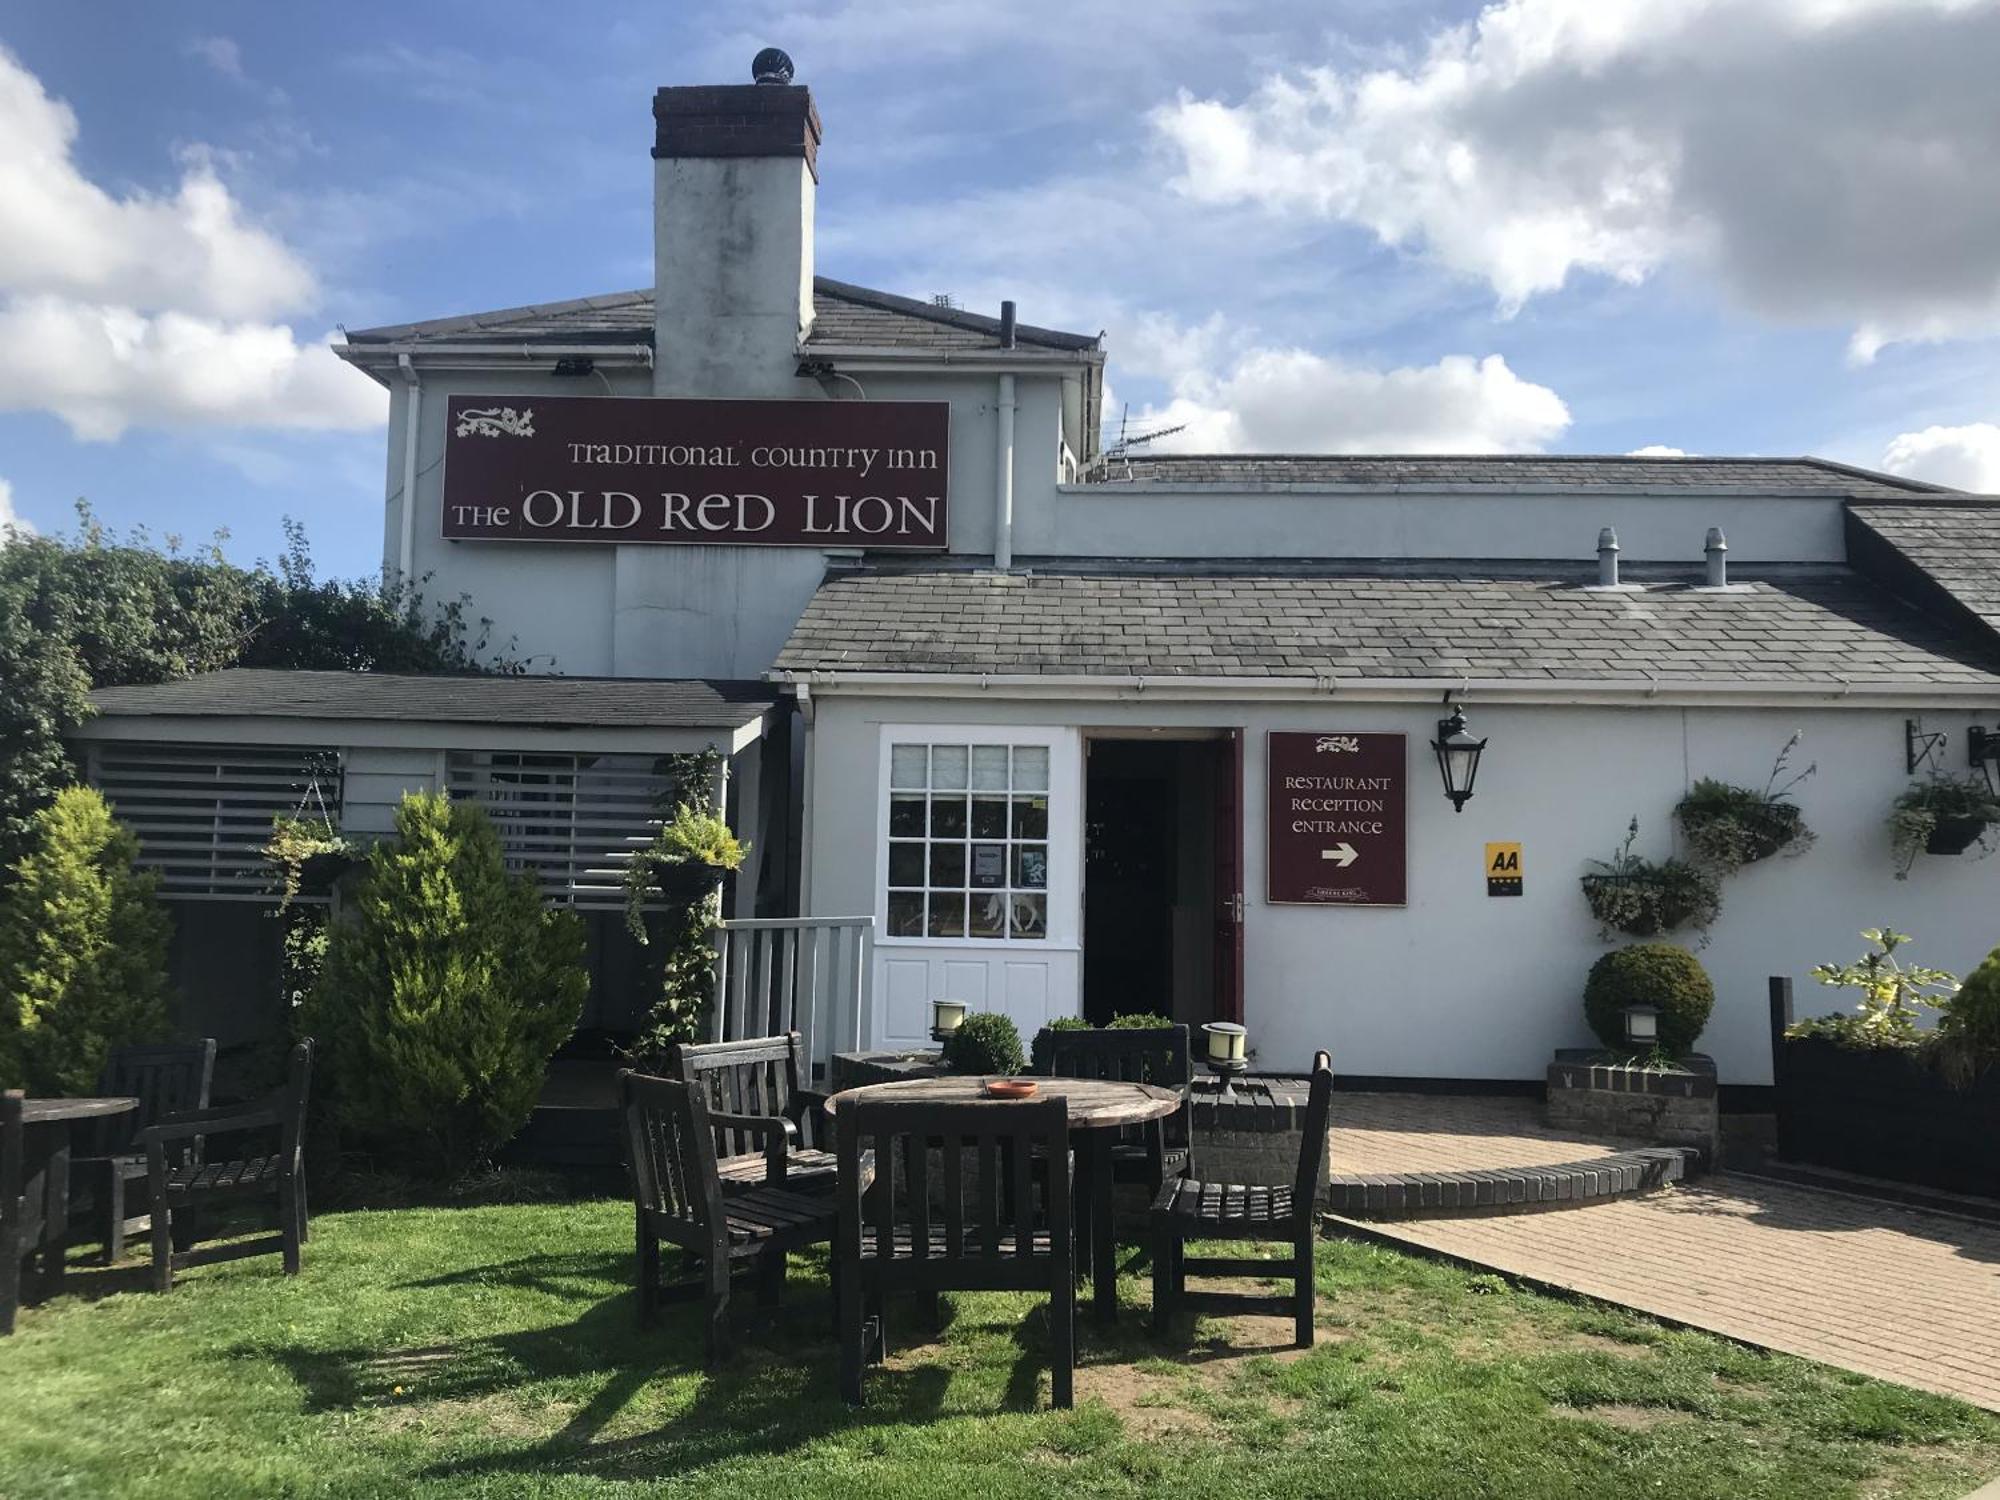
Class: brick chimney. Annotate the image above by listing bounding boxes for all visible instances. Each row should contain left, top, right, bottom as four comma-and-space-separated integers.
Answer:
651, 52, 820, 397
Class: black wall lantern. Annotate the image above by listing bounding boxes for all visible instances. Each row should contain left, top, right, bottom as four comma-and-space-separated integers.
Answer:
1972, 726, 2000, 797
1431, 705, 1487, 813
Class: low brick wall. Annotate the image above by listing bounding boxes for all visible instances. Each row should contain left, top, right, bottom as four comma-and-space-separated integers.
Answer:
829, 1049, 949, 1091
1189, 1076, 1327, 1203
1546, 1050, 1719, 1165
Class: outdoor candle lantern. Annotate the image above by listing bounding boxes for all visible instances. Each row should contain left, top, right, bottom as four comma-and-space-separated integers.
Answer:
1972, 726, 2000, 797
1430, 705, 1488, 813
930, 998, 967, 1043
1622, 1003, 1661, 1049
1202, 1022, 1249, 1101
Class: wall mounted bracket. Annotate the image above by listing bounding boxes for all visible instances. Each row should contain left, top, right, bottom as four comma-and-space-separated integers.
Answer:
1906, 718, 1948, 776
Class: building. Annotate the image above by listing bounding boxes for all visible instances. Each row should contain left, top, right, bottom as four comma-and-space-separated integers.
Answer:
75, 58, 2000, 1091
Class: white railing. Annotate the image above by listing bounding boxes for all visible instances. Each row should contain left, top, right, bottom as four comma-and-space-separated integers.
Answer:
712, 916, 874, 1077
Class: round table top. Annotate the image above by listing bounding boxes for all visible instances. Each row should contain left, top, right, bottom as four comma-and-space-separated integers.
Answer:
824, 1075, 1180, 1130
19, 1095, 139, 1126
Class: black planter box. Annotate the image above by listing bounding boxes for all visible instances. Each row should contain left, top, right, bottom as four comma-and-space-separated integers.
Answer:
1775, 1035, 2000, 1197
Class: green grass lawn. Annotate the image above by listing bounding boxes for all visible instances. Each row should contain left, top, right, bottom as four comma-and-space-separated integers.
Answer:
3, 1192, 1996, 1499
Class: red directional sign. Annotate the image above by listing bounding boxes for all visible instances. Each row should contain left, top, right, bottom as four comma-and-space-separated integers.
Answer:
1266, 731, 1408, 906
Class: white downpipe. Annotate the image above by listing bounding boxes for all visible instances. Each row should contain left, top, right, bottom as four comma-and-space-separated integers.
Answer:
395, 354, 422, 583
994, 373, 1017, 570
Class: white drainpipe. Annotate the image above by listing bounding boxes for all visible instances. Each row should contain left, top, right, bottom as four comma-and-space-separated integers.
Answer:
994, 373, 1017, 569
396, 354, 423, 583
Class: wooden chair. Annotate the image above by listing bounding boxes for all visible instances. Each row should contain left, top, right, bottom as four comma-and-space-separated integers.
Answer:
835, 1094, 1075, 1409
74, 1039, 216, 1263
1150, 1049, 1332, 1348
1038, 1024, 1194, 1193
139, 1039, 313, 1292
2, 1091, 28, 1336
620, 1068, 840, 1368
670, 1032, 834, 1195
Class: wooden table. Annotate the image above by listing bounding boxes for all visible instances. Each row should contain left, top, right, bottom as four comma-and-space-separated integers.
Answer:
19, 1097, 138, 1297
825, 1076, 1181, 1320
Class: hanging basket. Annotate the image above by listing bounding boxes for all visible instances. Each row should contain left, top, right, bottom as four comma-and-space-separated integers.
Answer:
1925, 815, 1992, 857
1579, 865, 1721, 939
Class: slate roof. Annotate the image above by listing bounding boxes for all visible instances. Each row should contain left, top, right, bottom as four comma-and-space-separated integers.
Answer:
1847, 503, 2000, 637
86, 670, 779, 730
1093, 454, 1941, 497
773, 563, 2000, 686
342, 277, 1098, 355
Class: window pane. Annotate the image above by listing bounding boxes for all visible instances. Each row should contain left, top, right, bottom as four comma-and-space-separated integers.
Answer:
971, 745, 1009, 790
970, 796, 1007, 839
1012, 746, 1049, 790
928, 892, 966, 937
970, 842, 1006, 888
1013, 843, 1048, 890
968, 892, 1007, 939
889, 794, 925, 838
931, 796, 968, 839
932, 745, 968, 789
1012, 796, 1048, 840
887, 891, 925, 937
1010, 893, 1046, 939
928, 842, 966, 887
890, 744, 928, 789
888, 842, 925, 887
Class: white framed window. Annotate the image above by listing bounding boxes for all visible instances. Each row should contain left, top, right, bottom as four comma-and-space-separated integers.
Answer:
876, 728, 1073, 946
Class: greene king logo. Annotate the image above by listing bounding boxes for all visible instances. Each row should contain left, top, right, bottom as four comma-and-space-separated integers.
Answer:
1314, 736, 1361, 753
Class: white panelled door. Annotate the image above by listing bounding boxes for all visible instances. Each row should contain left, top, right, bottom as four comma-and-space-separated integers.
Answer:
871, 725, 1081, 1050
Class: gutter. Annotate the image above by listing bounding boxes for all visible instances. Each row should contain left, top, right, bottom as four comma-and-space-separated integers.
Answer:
770, 669, 2000, 711
337, 343, 656, 384
801, 348, 1102, 372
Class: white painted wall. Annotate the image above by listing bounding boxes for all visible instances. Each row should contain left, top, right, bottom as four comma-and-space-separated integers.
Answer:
340, 745, 445, 838
806, 692, 2000, 1085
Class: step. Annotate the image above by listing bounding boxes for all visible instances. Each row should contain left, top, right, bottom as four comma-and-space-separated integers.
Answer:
1324, 1146, 1699, 1220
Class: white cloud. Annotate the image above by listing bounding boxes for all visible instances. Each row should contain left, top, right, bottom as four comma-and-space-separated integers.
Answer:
1124, 342, 1571, 454
1153, 0, 2000, 358
1881, 423, 2000, 492
1627, 445, 1690, 458
0, 298, 383, 442
0, 45, 312, 320
0, 45, 382, 440
185, 36, 243, 80
0, 477, 29, 540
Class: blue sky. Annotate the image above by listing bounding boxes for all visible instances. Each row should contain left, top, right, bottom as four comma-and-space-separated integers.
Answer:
2, 0, 1999, 578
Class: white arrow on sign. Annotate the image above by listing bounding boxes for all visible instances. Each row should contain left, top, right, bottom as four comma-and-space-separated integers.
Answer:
1320, 843, 1358, 867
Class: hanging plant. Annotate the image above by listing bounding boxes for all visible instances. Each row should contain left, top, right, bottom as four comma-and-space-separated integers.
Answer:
1889, 774, 2000, 877
1580, 818, 1722, 942
622, 749, 748, 1063
1674, 733, 1816, 873
262, 813, 357, 909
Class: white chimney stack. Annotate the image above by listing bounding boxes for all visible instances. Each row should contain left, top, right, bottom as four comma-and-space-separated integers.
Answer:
651, 50, 819, 397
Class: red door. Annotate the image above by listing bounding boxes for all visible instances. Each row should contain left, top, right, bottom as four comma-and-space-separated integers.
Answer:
1211, 729, 1245, 1023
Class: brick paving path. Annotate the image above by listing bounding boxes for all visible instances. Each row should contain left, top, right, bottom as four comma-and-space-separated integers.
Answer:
1344, 1178, 2000, 1410
1325, 1094, 2000, 1411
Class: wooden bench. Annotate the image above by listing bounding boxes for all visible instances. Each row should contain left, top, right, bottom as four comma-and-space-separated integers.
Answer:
74, 1039, 215, 1264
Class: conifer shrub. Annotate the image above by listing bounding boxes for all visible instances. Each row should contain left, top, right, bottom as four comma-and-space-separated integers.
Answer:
305, 792, 587, 1178
1937, 945, 2000, 1086
1582, 944, 1715, 1058
0, 786, 173, 1093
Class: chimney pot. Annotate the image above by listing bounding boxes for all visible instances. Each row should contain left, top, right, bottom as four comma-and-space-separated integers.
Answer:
999, 300, 1017, 349
1597, 526, 1620, 588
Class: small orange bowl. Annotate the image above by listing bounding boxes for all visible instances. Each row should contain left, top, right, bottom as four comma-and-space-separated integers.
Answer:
984, 1078, 1038, 1099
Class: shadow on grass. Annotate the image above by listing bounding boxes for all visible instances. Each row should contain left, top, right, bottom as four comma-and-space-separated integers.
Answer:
251, 1244, 1107, 1484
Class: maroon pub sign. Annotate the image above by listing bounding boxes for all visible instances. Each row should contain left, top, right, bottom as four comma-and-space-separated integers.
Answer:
1266, 731, 1407, 907
440, 394, 950, 549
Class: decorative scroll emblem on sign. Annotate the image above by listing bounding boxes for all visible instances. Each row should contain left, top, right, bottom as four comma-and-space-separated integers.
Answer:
455, 407, 536, 439
1314, 735, 1361, 754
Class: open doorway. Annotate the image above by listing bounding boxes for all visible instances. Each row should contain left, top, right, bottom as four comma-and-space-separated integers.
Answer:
1082, 732, 1240, 1028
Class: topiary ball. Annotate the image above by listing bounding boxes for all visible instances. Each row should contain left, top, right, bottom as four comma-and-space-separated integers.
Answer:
942, 1011, 1025, 1076
1583, 944, 1715, 1056
1107, 1012, 1174, 1030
